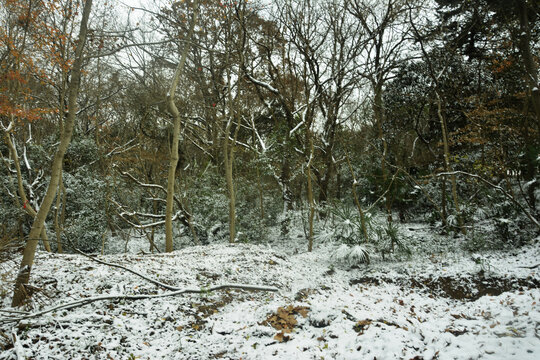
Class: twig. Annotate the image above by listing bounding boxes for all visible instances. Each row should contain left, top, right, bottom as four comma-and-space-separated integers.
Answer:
519, 263, 540, 269
116, 169, 188, 214
12, 328, 26, 360
0, 284, 279, 325
366, 171, 399, 213
386, 163, 445, 223
73, 248, 180, 291
0, 309, 29, 315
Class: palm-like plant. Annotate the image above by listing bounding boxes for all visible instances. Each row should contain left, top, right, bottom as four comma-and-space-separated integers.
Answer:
328, 203, 371, 266
374, 221, 410, 258
329, 203, 370, 245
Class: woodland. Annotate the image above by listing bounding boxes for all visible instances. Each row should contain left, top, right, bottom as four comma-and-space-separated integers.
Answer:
0, 0, 539, 358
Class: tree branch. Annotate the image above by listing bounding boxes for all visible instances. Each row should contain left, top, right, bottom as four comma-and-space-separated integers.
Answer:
436, 171, 540, 229
72, 248, 179, 290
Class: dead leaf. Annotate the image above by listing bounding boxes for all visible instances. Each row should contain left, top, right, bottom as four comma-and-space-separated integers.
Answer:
274, 331, 291, 342
353, 319, 372, 334
445, 327, 467, 336
297, 307, 309, 318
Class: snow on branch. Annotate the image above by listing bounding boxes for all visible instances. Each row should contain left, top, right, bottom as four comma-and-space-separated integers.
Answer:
73, 248, 180, 291
116, 207, 184, 230
1, 120, 14, 132
116, 169, 190, 219
366, 171, 399, 213
249, 115, 266, 153
289, 119, 304, 137
118, 211, 167, 220
245, 74, 279, 94
436, 171, 540, 229
103, 139, 137, 158
118, 169, 167, 192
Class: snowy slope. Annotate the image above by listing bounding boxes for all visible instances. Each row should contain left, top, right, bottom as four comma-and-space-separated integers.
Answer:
0, 234, 539, 359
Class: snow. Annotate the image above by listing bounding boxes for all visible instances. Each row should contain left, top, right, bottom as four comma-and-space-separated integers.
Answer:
245, 74, 279, 95
1, 226, 539, 359
524, 179, 537, 189
289, 117, 305, 136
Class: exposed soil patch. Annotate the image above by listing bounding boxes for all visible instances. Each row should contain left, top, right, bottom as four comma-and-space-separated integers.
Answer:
351, 274, 540, 301
351, 276, 382, 286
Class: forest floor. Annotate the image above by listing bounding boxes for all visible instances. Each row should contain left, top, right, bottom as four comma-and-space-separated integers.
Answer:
0, 223, 539, 359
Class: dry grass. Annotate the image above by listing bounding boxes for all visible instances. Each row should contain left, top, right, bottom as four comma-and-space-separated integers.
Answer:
0, 235, 21, 262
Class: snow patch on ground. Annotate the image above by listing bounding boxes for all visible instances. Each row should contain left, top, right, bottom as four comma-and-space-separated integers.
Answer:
1, 229, 539, 359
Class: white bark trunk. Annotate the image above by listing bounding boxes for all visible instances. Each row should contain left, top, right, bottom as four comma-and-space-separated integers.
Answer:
165, 1, 199, 252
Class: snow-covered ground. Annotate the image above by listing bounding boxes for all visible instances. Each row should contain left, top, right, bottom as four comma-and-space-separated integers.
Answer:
0, 225, 539, 359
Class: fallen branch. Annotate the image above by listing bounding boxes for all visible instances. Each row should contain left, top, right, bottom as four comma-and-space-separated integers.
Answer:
0, 284, 279, 325
0, 309, 29, 315
73, 248, 180, 291
519, 263, 540, 269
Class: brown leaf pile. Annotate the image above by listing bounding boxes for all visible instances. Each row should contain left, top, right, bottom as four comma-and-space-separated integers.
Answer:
261, 305, 310, 342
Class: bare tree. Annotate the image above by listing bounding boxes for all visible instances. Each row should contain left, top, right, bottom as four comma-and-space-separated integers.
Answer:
12, 0, 94, 307
165, 0, 199, 252
348, 0, 413, 222
408, 7, 467, 235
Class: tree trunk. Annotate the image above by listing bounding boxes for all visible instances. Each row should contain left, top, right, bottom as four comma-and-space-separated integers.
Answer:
256, 163, 265, 219
165, 0, 198, 253
436, 92, 465, 235
53, 175, 65, 254
441, 173, 448, 229
518, 1, 540, 130
3, 130, 51, 251
222, 9, 247, 243
373, 84, 392, 223
223, 101, 243, 244
307, 129, 315, 252
251, 126, 265, 219
12, 0, 93, 307
517, 1, 539, 212
224, 129, 236, 243
280, 147, 293, 236
336, 170, 342, 200
318, 106, 339, 216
